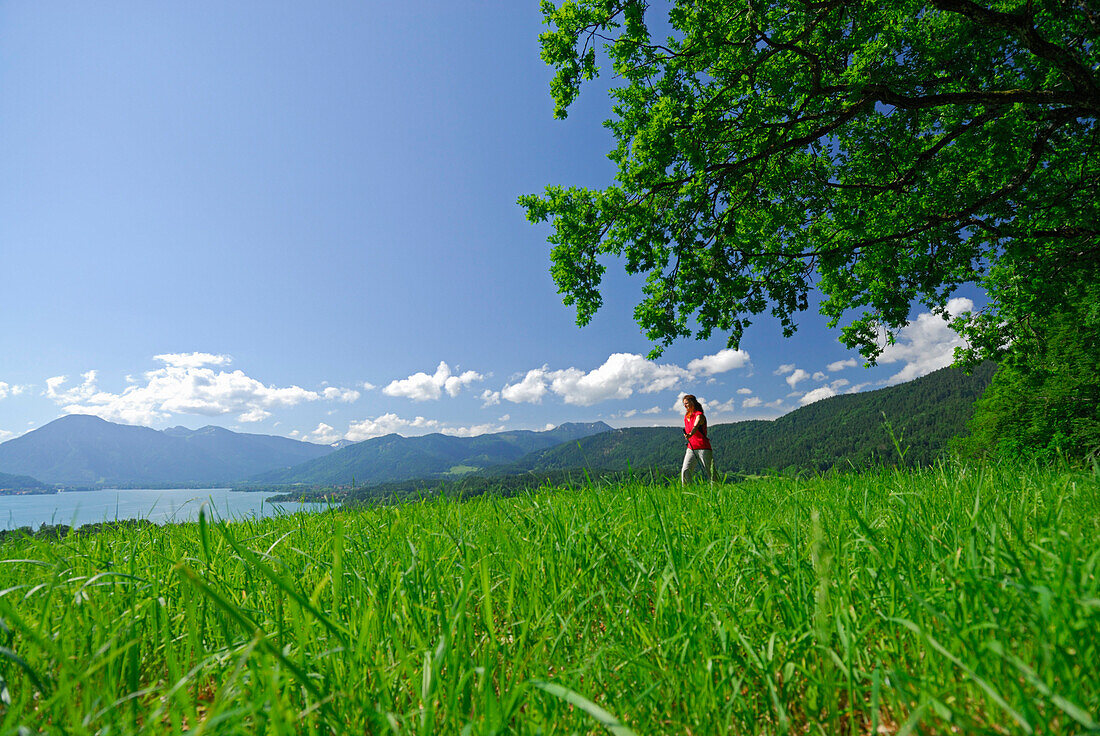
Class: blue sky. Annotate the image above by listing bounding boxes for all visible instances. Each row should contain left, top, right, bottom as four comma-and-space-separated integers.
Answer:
0, 2, 981, 445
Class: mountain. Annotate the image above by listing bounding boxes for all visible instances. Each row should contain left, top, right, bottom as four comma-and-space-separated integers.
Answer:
251, 421, 614, 486
0, 415, 336, 486
510, 364, 996, 475
0, 471, 48, 491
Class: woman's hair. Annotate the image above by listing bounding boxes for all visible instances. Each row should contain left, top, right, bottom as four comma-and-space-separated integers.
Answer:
683, 394, 704, 414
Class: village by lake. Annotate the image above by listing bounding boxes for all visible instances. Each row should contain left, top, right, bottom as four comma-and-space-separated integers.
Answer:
0, 487, 326, 532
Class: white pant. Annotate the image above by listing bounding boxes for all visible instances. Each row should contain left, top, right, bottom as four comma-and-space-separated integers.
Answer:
681, 448, 715, 484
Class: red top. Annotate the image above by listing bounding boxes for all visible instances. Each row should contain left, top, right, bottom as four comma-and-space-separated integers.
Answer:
684, 411, 712, 450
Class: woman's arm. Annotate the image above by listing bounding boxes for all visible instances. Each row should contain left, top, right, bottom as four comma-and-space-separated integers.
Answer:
687, 413, 704, 436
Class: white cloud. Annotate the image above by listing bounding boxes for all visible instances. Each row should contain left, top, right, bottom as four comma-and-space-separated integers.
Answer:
497, 349, 750, 408
846, 382, 873, 394
503, 353, 693, 407
361, 381, 376, 391
480, 389, 502, 407
946, 297, 974, 318
497, 414, 510, 422
687, 349, 750, 375
830, 378, 850, 389
153, 352, 232, 369
785, 368, 811, 388
445, 423, 505, 438
444, 373, 483, 397
775, 364, 796, 375
322, 387, 361, 403
0, 382, 27, 400
238, 408, 272, 423
800, 386, 838, 405
642, 406, 663, 415
0, 429, 14, 442
766, 399, 785, 408
346, 413, 442, 441
812, 371, 826, 381
383, 361, 484, 401
670, 393, 733, 415
341, 413, 503, 441
736, 387, 753, 395
879, 299, 972, 384
706, 398, 740, 414
501, 368, 550, 404
43, 357, 358, 425
828, 359, 858, 372
742, 397, 763, 408
547, 353, 691, 405
46, 371, 101, 403
308, 423, 343, 444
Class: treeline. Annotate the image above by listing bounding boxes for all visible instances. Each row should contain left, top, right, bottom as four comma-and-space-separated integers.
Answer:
0, 472, 48, 492
0, 518, 158, 544
954, 283, 1099, 463
270, 467, 688, 506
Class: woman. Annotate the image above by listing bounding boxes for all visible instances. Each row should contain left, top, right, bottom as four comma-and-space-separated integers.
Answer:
681, 394, 716, 484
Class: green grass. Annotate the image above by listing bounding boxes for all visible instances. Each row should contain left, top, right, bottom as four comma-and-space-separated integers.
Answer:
444, 465, 481, 476
0, 464, 1097, 734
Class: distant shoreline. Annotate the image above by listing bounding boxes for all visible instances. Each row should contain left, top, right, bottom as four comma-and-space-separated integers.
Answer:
1, 486, 237, 496
0, 488, 323, 540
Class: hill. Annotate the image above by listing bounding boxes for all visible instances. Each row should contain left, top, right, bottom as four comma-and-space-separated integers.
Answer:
512, 363, 996, 475
251, 421, 613, 486
0, 415, 335, 486
0, 471, 48, 492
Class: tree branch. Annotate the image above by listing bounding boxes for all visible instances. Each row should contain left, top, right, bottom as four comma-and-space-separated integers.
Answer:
864, 84, 1093, 111
930, 0, 1100, 106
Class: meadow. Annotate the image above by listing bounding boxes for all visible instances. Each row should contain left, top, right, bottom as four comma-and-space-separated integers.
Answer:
0, 465, 1097, 734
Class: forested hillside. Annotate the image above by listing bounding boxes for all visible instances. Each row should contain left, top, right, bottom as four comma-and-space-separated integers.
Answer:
251, 422, 613, 486
0, 471, 47, 491
516, 364, 995, 475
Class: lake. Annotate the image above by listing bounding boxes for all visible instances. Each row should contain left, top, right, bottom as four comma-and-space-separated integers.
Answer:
0, 488, 327, 531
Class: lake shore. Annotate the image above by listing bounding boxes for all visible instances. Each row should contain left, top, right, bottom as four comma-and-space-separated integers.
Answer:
0, 486, 324, 533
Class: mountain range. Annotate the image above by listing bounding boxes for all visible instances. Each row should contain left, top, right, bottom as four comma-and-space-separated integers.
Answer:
0, 415, 335, 486
0, 415, 612, 488
247, 422, 613, 486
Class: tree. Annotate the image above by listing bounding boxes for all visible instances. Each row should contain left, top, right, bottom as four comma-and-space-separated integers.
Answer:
519, 0, 1099, 363
953, 281, 1100, 462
